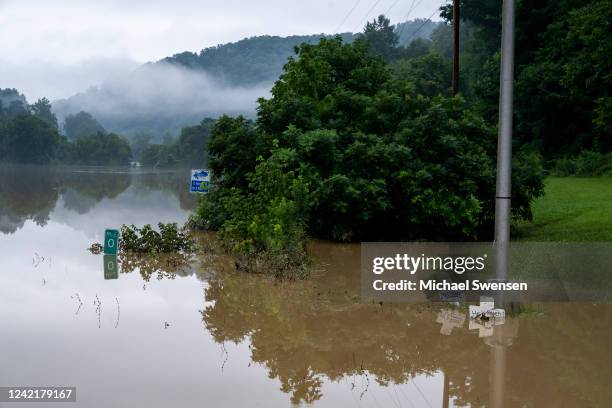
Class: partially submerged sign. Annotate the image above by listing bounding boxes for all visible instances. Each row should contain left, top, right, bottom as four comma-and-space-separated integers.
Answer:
190, 169, 210, 194
104, 254, 119, 279
104, 229, 119, 255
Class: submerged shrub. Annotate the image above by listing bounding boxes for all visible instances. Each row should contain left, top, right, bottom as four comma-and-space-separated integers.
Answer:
119, 223, 195, 254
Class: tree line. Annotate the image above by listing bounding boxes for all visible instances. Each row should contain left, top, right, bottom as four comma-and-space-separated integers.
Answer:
0, 88, 211, 167
190, 0, 610, 275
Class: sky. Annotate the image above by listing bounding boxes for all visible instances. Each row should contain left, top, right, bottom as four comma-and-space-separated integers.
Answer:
0, 0, 444, 101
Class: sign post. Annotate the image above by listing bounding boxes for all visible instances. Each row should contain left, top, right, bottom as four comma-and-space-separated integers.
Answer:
190, 169, 210, 194
104, 229, 119, 255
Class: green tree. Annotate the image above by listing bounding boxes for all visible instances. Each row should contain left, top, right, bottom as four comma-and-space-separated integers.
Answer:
176, 118, 215, 166
1, 115, 59, 164
63, 111, 106, 140
193, 34, 544, 273
357, 15, 399, 61
30, 98, 58, 130
69, 132, 132, 165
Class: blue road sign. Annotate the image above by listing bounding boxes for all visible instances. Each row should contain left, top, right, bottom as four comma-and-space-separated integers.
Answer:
190, 169, 210, 194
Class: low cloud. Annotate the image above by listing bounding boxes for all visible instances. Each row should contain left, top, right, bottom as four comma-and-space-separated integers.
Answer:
52, 63, 272, 137
0, 57, 139, 102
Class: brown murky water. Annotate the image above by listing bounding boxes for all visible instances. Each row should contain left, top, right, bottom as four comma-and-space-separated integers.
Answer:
1, 165, 611, 407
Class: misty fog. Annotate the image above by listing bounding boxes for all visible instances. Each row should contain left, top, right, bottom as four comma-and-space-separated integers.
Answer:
52, 63, 271, 138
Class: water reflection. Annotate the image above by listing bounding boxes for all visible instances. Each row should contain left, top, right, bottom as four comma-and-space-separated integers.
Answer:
0, 165, 196, 235
1, 166, 611, 407
199, 240, 612, 407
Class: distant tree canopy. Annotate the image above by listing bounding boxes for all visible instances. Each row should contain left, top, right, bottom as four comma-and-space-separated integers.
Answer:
62, 132, 132, 165
158, 20, 440, 87
63, 111, 106, 140
0, 89, 131, 165
30, 98, 58, 130
141, 118, 214, 167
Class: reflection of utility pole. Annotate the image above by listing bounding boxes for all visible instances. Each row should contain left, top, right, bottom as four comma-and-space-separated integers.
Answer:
443, 371, 450, 408
452, 0, 460, 95
495, 0, 515, 283
489, 328, 507, 408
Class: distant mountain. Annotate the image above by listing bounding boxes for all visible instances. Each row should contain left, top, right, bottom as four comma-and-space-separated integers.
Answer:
52, 20, 440, 140
159, 33, 357, 87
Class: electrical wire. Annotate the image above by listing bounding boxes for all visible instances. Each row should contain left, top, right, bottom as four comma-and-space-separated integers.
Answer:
334, 0, 364, 33
399, 4, 442, 46
395, 0, 421, 39
352, 0, 385, 33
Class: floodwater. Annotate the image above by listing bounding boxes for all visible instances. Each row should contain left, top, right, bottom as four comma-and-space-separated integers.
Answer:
1, 165, 611, 407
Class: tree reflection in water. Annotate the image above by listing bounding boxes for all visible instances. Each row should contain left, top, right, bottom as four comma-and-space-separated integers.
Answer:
0, 165, 195, 235
199, 241, 612, 407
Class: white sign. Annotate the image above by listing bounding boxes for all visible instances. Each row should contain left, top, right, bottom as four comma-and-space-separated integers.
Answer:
468, 297, 506, 337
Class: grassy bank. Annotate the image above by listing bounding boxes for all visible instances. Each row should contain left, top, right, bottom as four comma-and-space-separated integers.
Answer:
514, 177, 612, 241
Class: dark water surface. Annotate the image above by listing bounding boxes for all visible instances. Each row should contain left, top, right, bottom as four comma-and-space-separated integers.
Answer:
1, 165, 610, 407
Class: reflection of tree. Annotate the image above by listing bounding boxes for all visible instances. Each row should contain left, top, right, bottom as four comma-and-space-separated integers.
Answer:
59, 169, 131, 213
0, 166, 195, 234
202, 263, 489, 405
118, 252, 194, 281
136, 170, 197, 211
0, 165, 59, 233
201, 241, 612, 407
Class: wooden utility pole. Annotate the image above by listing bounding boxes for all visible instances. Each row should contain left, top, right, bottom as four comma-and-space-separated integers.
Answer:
452, 0, 460, 95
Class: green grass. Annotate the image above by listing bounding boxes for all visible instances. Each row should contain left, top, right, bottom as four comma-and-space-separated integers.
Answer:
514, 177, 612, 241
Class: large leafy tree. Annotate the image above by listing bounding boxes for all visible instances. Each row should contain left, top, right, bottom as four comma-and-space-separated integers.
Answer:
63, 111, 106, 140
197, 34, 543, 260
30, 98, 58, 130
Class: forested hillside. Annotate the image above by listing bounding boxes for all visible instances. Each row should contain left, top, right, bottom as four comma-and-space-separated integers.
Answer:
51, 20, 441, 139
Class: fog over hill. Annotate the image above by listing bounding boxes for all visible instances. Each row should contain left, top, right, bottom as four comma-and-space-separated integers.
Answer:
53, 62, 270, 140
52, 21, 439, 140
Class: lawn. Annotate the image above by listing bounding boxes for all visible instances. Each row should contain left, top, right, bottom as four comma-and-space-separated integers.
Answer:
514, 177, 612, 241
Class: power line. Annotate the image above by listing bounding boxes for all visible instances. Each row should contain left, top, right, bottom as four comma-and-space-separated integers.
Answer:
399, 4, 442, 46
334, 0, 364, 33
352, 0, 385, 33
395, 0, 423, 39
383, 0, 402, 16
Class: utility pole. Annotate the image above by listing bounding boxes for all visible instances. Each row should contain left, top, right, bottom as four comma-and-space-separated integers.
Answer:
495, 0, 515, 283
452, 0, 460, 95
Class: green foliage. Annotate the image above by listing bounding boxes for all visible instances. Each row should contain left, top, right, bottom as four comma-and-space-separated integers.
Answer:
443, 0, 611, 156
141, 119, 214, 167
390, 53, 451, 97
163, 33, 357, 86
119, 223, 195, 254
30, 98, 58, 130
356, 15, 399, 61
551, 151, 612, 177
0, 113, 59, 164
394, 18, 439, 46
207, 115, 261, 186
63, 111, 106, 140
192, 33, 545, 275
0, 88, 28, 118
0, 89, 134, 165
65, 132, 132, 166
